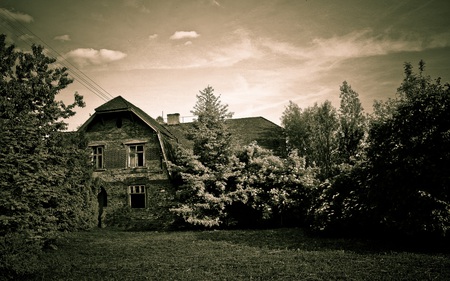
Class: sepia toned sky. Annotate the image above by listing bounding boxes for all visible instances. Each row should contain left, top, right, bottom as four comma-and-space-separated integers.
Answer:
1, 0, 450, 130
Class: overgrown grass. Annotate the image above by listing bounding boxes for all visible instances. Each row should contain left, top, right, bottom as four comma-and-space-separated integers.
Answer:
16, 228, 450, 280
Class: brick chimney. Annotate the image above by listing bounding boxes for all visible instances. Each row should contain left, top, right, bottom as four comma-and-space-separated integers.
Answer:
167, 113, 180, 125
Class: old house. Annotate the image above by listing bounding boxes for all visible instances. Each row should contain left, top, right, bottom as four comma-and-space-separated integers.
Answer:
78, 96, 177, 228
79, 96, 285, 228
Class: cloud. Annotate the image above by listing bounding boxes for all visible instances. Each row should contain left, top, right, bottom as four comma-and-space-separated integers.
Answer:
184, 41, 192, 46
260, 29, 440, 62
148, 34, 158, 40
123, 0, 151, 13
0, 8, 33, 23
19, 34, 34, 41
170, 31, 200, 40
204, 37, 260, 67
66, 48, 127, 66
310, 30, 423, 58
54, 35, 71, 42
211, 0, 221, 7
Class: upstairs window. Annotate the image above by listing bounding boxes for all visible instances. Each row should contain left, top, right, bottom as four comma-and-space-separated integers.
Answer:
127, 144, 145, 168
92, 146, 104, 169
128, 185, 146, 208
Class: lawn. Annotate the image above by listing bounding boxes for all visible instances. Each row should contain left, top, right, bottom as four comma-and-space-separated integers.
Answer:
29, 228, 449, 280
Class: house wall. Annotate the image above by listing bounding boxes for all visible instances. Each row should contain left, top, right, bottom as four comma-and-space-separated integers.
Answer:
85, 112, 173, 229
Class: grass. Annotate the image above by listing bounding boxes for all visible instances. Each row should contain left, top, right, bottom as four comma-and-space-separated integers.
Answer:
27, 228, 450, 280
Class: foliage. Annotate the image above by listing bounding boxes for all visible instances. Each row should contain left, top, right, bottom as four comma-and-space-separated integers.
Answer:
366, 60, 450, 237
0, 34, 95, 248
337, 81, 366, 164
280, 101, 311, 155
281, 100, 338, 179
306, 162, 371, 235
230, 143, 318, 227
190, 85, 234, 169
169, 86, 239, 227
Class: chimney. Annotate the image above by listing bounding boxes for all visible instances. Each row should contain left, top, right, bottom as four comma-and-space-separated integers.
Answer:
167, 113, 180, 125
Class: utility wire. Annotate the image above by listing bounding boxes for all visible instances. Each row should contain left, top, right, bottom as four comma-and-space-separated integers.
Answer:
0, 10, 114, 102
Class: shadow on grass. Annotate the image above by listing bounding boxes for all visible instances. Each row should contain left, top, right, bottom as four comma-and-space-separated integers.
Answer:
194, 228, 450, 254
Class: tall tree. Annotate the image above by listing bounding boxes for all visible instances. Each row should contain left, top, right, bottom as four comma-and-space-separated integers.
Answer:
337, 81, 365, 163
191, 85, 234, 168
310, 101, 338, 178
282, 100, 338, 178
281, 101, 310, 154
0, 35, 93, 242
169, 86, 238, 227
367, 61, 450, 237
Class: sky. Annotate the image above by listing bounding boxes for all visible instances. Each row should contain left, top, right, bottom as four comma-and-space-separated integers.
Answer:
1, 0, 450, 130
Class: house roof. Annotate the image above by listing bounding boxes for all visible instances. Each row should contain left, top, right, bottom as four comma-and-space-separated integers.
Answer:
95, 95, 133, 113
78, 96, 285, 156
227, 117, 284, 148
79, 96, 175, 140
78, 96, 177, 169
164, 116, 285, 154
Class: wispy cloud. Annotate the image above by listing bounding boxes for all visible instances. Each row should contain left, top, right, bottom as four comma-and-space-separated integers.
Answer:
260, 29, 445, 62
66, 48, 127, 67
19, 34, 34, 41
203, 35, 261, 67
123, 0, 151, 13
54, 34, 71, 42
170, 31, 200, 40
148, 34, 158, 40
125, 28, 449, 74
428, 32, 450, 49
0, 8, 33, 23
211, 0, 221, 7
220, 28, 447, 119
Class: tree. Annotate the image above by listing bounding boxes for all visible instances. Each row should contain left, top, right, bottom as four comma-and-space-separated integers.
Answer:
310, 101, 338, 178
337, 81, 366, 163
169, 86, 238, 227
281, 100, 338, 178
0, 34, 93, 242
281, 101, 311, 154
191, 85, 234, 168
366, 61, 450, 237
231, 143, 318, 227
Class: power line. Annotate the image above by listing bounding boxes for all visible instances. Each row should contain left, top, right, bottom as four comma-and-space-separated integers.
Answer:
0, 10, 115, 102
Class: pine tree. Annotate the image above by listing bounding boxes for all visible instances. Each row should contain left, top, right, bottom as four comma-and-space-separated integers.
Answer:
169, 86, 238, 227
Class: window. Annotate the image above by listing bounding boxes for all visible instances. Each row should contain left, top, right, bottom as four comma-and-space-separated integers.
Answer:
92, 146, 104, 169
128, 185, 146, 208
127, 144, 145, 167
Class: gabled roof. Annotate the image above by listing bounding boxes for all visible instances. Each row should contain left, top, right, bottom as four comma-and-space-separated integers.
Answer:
79, 96, 175, 140
95, 96, 133, 113
78, 96, 177, 169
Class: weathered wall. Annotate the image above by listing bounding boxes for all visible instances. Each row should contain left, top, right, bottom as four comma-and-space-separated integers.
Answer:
85, 112, 173, 229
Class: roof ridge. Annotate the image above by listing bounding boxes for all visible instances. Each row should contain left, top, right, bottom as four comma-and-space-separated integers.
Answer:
95, 96, 130, 112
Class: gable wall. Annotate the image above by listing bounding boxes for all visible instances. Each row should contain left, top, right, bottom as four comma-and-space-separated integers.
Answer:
85, 111, 172, 229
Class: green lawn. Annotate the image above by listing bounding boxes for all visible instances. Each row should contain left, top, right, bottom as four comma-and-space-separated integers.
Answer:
31, 228, 449, 280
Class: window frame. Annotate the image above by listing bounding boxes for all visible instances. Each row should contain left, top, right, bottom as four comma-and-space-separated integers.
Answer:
128, 185, 146, 208
91, 145, 105, 170
127, 143, 146, 168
